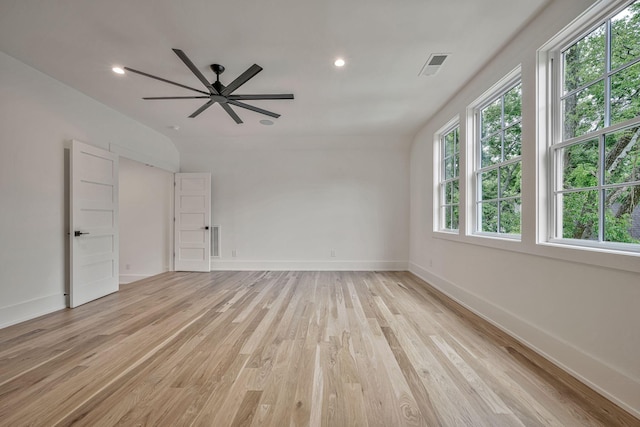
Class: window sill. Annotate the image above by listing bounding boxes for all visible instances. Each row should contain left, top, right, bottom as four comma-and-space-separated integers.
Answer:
433, 230, 522, 252
534, 240, 640, 274
433, 229, 640, 274
433, 230, 463, 242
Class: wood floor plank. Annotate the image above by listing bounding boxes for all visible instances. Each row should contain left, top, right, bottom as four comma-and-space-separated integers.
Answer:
0, 271, 637, 426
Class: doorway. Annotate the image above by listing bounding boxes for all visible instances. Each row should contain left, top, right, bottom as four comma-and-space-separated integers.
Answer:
118, 157, 174, 284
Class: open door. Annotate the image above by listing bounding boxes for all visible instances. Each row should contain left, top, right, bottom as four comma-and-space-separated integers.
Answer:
70, 140, 119, 307
174, 173, 211, 272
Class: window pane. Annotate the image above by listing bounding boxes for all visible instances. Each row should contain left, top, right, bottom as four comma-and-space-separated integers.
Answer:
504, 84, 522, 126
504, 123, 522, 160
500, 163, 521, 198
562, 81, 605, 139
445, 156, 454, 179
563, 24, 605, 92
481, 98, 502, 138
445, 181, 453, 203
605, 125, 640, 185
611, 1, 640, 70
480, 169, 498, 200
500, 199, 521, 234
610, 61, 640, 125
444, 206, 453, 229
481, 134, 502, 167
604, 185, 640, 243
453, 129, 460, 154
453, 153, 459, 177
560, 190, 600, 240
452, 205, 459, 230
561, 139, 599, 189
451, 180, 459, 204
481, 202, 498, 232
440, 183, 447, 205
444, 132, 455, 157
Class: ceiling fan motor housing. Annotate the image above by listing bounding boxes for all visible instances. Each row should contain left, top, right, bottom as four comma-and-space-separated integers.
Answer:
210, 63, 225, 75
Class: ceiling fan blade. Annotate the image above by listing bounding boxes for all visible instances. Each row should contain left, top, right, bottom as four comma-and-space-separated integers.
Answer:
124, 67, 210, 95
228, 94, 294, 100
221, 64, 263, 96
219, 103, 243, 124
227, 100, 280, 118
172, 49, 219, 94
188, 100, 216, 118
142, 96, 211, 100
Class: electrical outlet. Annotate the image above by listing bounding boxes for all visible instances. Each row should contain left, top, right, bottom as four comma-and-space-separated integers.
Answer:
126, 264, 131, 270
232, 249, 237, 258
331, 249, 336, 257
429, 259, 433, 267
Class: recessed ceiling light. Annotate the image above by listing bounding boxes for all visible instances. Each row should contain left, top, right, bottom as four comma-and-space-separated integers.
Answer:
334, 58, 345, 67
168, 125, 180, 131
259, 119, 274, 126
112, 66, 125, 75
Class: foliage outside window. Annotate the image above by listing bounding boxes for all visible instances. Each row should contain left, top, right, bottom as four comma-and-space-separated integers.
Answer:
439, 125, 460, 231
475, 82, 522, 236
552, 0, 640, 247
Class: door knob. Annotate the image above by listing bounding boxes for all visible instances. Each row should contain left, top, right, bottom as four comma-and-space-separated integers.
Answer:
203, 226, 210, 230
74, 231, 90, 237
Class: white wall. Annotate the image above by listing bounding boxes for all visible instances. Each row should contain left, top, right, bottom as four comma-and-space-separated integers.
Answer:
0, 51, 179, 328
180, 136, 410, 270
409, 0, 640, 417
119, 157, 173, 284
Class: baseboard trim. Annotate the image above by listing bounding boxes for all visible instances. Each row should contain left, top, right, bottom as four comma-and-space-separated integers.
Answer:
0, 293, 67, 330
210, 259, 408, 271
119, 274, 158, 284
408, 262, 640, 420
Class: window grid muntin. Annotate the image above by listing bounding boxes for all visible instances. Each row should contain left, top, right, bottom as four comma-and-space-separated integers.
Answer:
553, 127, 640, 243
475, 81, 523, 236
560, 42, 640, 100
552, 0, 640, 248
559, 2, 640, 136
439, 125, 460, 231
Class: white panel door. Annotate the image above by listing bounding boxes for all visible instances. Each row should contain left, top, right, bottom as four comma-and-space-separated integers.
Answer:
70, 140, 119, 307
174, 173, 211, 272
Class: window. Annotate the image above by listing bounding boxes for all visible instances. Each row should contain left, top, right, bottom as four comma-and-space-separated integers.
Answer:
437, 122, 460, 232
472, 72, 522, 237
550, 0, 640, 248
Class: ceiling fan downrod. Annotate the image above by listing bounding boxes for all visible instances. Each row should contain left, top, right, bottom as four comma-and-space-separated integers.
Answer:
210, 64, 225, 93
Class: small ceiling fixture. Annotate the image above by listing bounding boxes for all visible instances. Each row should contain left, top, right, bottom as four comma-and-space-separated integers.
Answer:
334, 58, 346, 67
259, 119, 274, 125
112, 66, 125, 75
125, 49, 294, 124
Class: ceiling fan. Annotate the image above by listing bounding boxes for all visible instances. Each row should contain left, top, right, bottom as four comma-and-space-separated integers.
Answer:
124, 49, 294, 124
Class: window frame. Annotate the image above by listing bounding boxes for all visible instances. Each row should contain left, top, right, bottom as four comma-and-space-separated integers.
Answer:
434, 117, 461, 234
469, 66, 523, 240
547, 0, 640, 253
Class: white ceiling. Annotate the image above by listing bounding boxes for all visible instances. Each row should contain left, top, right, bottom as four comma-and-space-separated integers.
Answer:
0, 0, 547, 151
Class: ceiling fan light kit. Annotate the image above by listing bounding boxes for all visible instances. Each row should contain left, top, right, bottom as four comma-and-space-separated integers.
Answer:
124, 48, 294, 124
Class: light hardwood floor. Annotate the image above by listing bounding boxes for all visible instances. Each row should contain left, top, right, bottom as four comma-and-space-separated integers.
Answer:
0, 271, 637, 426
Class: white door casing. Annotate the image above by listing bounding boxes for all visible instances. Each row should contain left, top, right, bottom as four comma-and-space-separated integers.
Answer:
174, 173, 211, 272
70, 140, 119, 307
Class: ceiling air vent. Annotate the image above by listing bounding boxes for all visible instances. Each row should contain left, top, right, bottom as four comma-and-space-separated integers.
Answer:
419, 53, 450, 76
